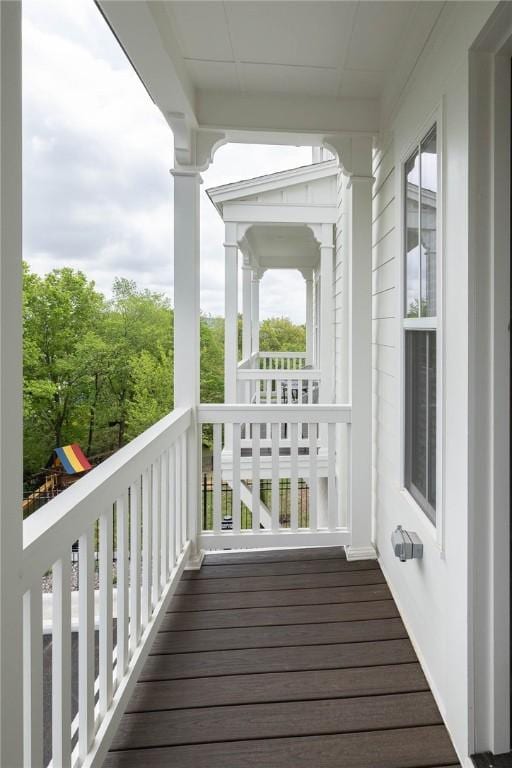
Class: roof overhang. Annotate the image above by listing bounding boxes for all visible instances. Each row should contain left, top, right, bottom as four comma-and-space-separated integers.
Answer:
96, 1, 446, 169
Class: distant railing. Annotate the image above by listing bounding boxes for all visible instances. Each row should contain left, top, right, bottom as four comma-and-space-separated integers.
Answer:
22, 407, 193, 768
197, 403, 351, 551
237, 367, 321, 405
258, 351, 307, 369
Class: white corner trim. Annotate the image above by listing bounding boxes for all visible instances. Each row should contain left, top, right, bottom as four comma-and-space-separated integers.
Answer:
344, 544, 378, 561
185, 549, 205, 571
377, 554, 467, 766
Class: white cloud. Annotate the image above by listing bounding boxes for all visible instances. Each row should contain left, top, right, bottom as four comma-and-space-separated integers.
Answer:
23, 0, 311, 322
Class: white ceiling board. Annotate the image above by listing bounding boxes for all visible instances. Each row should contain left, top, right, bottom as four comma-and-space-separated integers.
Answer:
185, 59, 240, 91
99, 1, 443, 141
245, 224, 320, 269
345, 1, 416, 72
225, 1, 357, 69
168, 1, 233, 62
239, 63, 340, 97
339, 69, 386, 100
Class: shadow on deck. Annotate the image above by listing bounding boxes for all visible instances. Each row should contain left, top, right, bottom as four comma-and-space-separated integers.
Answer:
104, 546, 460, 768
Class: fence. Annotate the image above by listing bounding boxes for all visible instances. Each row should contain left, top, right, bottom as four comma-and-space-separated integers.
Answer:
201, 473, 310, 530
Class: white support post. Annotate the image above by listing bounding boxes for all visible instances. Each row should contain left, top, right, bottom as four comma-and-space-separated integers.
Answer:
304, 269, 314, 365
171, 168, 203, 569
319, 224, 335, 404
241, 262, 252, 362
0, 3, 23, 766
251, 269, 261, 358
224, 223, 239, 403
342, 139, 377, 561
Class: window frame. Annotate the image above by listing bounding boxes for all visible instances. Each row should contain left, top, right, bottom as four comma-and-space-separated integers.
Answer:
398, 105, 444, 549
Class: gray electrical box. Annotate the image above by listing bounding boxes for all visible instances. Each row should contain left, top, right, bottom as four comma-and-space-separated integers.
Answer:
391, 525, 423, 562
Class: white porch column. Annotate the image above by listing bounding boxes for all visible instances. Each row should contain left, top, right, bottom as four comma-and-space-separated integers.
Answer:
251, 269, 261, 356
318, 224, 335, 403
342, 141, 377, 561
224, 222, 239, 403
171, 168, 202, 567
0, 3, 23, 765
241, 261, 252, 361
304, 269, 314, 365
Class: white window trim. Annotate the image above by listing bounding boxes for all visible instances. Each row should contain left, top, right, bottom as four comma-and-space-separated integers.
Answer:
397, 101, 445, 553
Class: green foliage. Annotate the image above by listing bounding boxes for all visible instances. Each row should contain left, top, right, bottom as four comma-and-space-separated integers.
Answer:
22, 263, 306, 480
259, 316, 306, 352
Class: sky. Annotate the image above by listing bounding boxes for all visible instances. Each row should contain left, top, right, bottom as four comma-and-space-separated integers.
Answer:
22, 0, 311, 323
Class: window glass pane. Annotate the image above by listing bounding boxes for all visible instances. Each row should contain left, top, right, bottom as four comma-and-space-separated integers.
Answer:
420, 126, 437, 317
428, 333, 437, 508
405, 330, 436, 523
405, 150, 420, 318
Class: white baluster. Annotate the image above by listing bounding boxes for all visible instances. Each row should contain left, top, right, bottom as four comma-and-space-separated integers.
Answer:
213, 423, 222, 534
23, 586, 43, 768
252, 423, 260, 531
180, 433, 187, 547
78, 526, 95, 761
290, 422, 298, 531
271, 423, 280, 531
174, 445, 181, 561
160, 450, 169, 586
151, 458, 161, 606
328, 422, 337, 530
52, 555, 71, 768
309, 423, 318, 531
232, 423, 241, 533
99, 509, 113, 718
116, 493, 129, 684
129, 482, 141, 654
168, 447, 175, 571
141, 469, 152, 627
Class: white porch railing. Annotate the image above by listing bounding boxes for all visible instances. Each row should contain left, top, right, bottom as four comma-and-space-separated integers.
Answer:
198, 404, 351, 551
237, 367, 321, 405
19, 400, 352, 767
21, 407, 193, 768
258, 351, 307, 369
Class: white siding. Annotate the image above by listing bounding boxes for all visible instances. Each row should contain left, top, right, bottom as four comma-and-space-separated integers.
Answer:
371, 2, 498, 763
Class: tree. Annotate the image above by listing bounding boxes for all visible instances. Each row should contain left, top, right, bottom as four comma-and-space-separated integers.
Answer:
22, 263, 307, 482
103, 278, 172, 449
259, 316, 306, 352
23, 264, 105, 474
125, 346, 173, 440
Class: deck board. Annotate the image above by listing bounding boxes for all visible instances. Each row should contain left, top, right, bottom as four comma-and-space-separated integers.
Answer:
104, 726, 459, 768
162, 597, 399, 630
182, 557, 380, 579
202, 545, 346, 565
104, 546, 460, 768
151, 616, 406, 653
176, 567, 386, 593
111, 691, 442, 750
126, 663, 428, 712
171, 581, 390, 609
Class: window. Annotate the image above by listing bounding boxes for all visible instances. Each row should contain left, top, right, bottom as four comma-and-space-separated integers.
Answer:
403, 125, 438, 523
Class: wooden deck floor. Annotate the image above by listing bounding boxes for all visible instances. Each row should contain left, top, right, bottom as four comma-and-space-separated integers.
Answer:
104, 547, 460, 768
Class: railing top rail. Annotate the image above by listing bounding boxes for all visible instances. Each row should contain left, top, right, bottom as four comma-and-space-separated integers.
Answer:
237, 368, 321, 381
197, 403, 351, 424
237, 353, 259, 370
23, 406, 192, 585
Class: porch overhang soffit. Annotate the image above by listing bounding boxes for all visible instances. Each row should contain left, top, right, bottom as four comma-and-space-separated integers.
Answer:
96, 0, 384, 169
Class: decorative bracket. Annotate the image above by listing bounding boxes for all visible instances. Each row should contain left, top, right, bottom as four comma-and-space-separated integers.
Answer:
323, 134, 373, 178
168, 112, 226, 172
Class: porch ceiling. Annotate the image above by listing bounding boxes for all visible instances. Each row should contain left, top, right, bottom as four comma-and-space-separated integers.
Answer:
97, 1, 444, 146
243, 224, 320, 271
